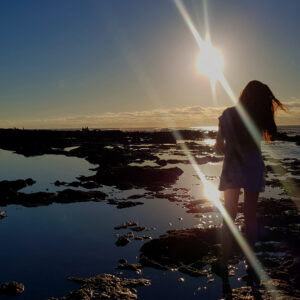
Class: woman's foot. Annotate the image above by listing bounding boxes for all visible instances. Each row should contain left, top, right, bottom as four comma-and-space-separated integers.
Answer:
212, 260, 229, 278
243, 263, 261, 285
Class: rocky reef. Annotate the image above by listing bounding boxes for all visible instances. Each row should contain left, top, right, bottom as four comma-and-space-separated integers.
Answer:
48, 273, 150, 300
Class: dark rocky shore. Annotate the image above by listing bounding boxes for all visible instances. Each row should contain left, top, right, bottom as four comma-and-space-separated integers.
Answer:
0, 128, 299, 299
139, 195, 300, 299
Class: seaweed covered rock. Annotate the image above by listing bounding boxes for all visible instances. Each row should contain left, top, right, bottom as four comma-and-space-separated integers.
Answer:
49, 273, 150, 300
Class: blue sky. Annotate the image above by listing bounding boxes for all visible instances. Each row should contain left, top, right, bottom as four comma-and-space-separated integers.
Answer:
0, 0, 299, 128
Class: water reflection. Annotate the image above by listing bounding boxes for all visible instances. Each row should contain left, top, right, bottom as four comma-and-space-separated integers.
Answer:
202, 138, 216, 146
0, 149, 95, 193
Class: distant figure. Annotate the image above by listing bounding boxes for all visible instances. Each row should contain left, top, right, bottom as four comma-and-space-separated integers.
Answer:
215, 80, 286, 280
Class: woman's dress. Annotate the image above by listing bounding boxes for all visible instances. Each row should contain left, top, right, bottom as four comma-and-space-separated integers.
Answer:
218, 106, 265, 192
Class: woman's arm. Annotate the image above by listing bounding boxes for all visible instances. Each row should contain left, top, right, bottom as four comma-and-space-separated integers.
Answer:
215, 130, 226, 154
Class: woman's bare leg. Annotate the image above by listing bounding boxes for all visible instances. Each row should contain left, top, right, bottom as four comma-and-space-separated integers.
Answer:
244, 191, 259, 249
224, 189, 240, 219
221, 189, 240, 264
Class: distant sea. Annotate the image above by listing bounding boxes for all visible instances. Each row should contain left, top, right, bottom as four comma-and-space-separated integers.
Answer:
36, 125, 300, 134
277, 125, 300, 135
118, 125, 300, 134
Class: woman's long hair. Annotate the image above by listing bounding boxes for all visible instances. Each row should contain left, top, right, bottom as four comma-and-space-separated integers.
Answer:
239, 80, 286, 142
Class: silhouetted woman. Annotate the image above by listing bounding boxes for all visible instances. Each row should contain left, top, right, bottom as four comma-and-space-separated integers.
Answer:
216, 80, 286, 273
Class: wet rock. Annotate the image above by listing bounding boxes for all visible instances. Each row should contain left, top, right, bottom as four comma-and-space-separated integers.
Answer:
186, 205, 216, 214
178, 266, 212, 277
127, 194, 144, 200
131, 226, 146, 232
118, 259, 127, 264
1, 191, 56, 207
156, 155, 222, 166
173, 187, 189, 192
153, 193, 178, 202
0, 178, 36, 201
0, 178, 35, 191
80, 181, 102, 189
117, 263, 142, 271
230, 286, 274, 300
260, 257, 300, 297
139, 256, 168, 271
117, 201, 144, 209
265, 178, 282, 188
58, 189, 107, 202
184, 200, 215, 214
114, 221, 138, 230
54, 180, 101, 189
107, 199, 118, 205
274, 132, 300, 144
116, 235, 131, 247
115, 232, 134, 247
256, 197, 300, 250
108, 200, 143, 209
54, 180, 66, 186
49, 273, 150, 300
134, 235, 152, 241
0, 281, 25, 295
0, 184, 107, 207
195, 155, 223, 165
282, 158, 300, 175
0, 211, 7, 219
140, 227, 222, 268
89, 166, 183, 191
282, 177, 300, 197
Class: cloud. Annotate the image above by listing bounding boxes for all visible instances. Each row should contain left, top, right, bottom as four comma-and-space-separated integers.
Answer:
2, 101, 300, 129
282, 100, 300, 108
275, 99, 300, 125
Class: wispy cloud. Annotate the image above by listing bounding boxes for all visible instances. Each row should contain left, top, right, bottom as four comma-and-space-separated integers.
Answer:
276, 100, 300, 125
2, 101, 299, 129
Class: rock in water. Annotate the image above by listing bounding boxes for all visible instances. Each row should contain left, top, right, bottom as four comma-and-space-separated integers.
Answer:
48, 273, 151, 300
117, 263, 142, 271
0, 211, 7, 219
0, 281, 25, 295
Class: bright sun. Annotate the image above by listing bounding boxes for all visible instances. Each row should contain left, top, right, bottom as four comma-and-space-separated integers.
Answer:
196, 40, 224, 84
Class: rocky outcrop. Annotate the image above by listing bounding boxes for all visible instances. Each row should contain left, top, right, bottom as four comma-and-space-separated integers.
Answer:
48, 273, 150, 300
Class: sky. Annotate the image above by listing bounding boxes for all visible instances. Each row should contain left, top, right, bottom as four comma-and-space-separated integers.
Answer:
0, 0, 299, 129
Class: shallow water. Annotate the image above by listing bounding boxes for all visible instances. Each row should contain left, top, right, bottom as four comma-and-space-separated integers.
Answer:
0, 130, 298, 299
0, 149, 95, 193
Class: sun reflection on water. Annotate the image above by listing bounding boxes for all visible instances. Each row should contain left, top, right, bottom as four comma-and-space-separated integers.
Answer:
203, 138, 216, 146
